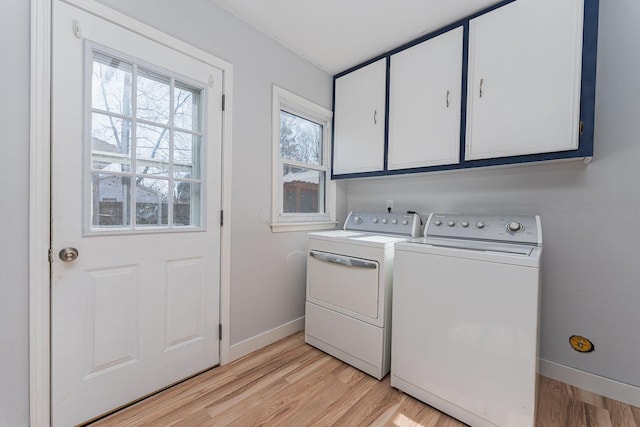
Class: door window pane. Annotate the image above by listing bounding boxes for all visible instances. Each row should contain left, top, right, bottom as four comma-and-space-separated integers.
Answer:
92, 53, 133, 115
91, 174, 131, 227
174, 132, 201, 179
173, 181, 200, 226
135, 178, 169, 226
91, 113, 132, 172
136, 123, 170, 176
174, 82, 201, 131
88, 50, 205, 232
137, 68, 171, 125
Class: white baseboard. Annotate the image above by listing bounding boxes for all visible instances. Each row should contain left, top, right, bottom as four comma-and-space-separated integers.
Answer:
227, 316, 305, 363
539, 358, 640, 407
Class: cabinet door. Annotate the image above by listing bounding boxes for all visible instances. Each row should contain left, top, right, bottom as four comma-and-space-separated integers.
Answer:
333, 58, 387, 175
466, 0, 584, 160
389, 27, 463, 170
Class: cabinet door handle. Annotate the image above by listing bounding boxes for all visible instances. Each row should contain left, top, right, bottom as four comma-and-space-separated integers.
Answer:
446, 90, 450, 108
479, 78, 484, 98
373, 110, 377, 125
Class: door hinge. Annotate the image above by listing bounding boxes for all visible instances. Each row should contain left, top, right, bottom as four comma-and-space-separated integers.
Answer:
218, 323, 222, 341
220, 210, 224, 226
221, 94, 225, 111
48, 248, 53, 263
579, 121, 585, 135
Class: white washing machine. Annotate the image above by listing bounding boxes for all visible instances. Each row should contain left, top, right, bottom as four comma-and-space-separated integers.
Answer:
305, 211, 420, 379
391, 213, 542, 427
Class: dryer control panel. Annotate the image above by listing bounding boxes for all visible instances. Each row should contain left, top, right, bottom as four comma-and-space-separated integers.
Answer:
345, 212, 421, 237
425, 213, 541, 246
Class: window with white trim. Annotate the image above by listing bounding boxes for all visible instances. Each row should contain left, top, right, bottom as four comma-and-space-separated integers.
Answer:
271, 86, 336, 232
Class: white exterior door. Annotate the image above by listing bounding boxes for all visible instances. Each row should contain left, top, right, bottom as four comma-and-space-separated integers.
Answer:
51, 2, 223, 426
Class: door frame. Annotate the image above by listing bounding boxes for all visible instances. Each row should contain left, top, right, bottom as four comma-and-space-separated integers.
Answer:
29, 0, 234, 424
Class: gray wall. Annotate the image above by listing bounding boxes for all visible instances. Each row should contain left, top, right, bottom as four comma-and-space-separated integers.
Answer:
346, 0, 640, 388
0, 0, 31, 425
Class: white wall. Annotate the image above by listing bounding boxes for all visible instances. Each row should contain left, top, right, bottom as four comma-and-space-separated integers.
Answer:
0, 0, 31, 425
346, 0, 640, 390
92, 0, 339, 346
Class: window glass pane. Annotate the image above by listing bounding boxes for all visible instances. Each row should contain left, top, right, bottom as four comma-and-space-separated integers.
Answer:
91, 173, 131, 227
174, 82, 201, 131
91, 112, 132, 172
174, 132, 201, 179
92, 53, 133, 115
283, 166, 323, 214
137, 68, 171, 125
173, 181, 201, 226
136, 178, 169, 226
280, 111, 322, 165
136, 123, 170, 176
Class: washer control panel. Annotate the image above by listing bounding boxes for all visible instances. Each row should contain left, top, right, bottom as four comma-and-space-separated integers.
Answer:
426, 213, 540, 245
345, 212, 421, 237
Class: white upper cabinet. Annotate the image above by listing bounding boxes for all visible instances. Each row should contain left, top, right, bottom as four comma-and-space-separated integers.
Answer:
388, 26, 463, 170
465, 0, 584, 160
333, 58, 387, 175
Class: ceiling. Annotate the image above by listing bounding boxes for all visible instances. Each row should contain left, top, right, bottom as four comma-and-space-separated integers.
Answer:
210, 0, 504, 75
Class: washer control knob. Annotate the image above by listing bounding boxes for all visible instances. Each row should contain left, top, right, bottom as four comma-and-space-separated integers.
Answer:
434, 220, 442, 226
402, 219, 408, 225
448, 220, 455, 227
372, 218, 379, 224
353, 215, 362, 224
507, 221, 523, 233
391, 219, 398, 224
476, 222, 485, 229
382, 218, 388, 224
461, 221, 469, 228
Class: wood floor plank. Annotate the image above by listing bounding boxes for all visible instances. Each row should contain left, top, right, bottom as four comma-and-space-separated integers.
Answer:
307, 371, 379, 426
88, 333, 640, 427
584, 401, 613, 427
332, 376, 404, 426
604, 396, 638, 427
536, 375, 584, 427
381, 395, 449, 427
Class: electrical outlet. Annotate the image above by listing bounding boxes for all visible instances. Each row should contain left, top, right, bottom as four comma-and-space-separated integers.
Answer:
386, 200, 394, 212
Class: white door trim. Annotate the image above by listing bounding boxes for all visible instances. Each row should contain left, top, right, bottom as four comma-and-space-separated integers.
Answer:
29, 1, 233, 425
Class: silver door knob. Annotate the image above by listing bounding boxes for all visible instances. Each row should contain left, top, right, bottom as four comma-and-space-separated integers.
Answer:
59, 247, 79, 262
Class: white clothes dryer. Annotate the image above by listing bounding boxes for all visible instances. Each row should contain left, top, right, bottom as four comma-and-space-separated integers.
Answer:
305, 211, 420, 379
391, 213, 542, 427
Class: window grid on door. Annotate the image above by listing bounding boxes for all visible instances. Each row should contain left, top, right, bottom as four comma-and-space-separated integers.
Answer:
87, 49, 205, 232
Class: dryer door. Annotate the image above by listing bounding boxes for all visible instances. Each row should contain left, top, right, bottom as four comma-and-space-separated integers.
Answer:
307, 250, 380, 319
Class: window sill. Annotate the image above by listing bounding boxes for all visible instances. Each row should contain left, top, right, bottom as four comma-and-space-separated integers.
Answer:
270, 221, 338, 233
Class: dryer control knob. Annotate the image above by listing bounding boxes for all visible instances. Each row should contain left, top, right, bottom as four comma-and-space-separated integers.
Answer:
476, 222, 485, 229
382, 218, 388, 224
353, 215, 362, 224
434, 220, 442, 226
461, 221, 469, 228
402, 220, 408, 225
391, 219, 398, 224
507, 221, 523, 233
448, 220, 455, 227
372, 218, 379, 224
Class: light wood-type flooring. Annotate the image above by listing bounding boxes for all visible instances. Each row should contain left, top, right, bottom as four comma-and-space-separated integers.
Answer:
89, 332, 640, 426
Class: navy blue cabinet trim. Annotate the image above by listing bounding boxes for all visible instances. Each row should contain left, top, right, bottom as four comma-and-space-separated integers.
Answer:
331, 0, 599, 180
